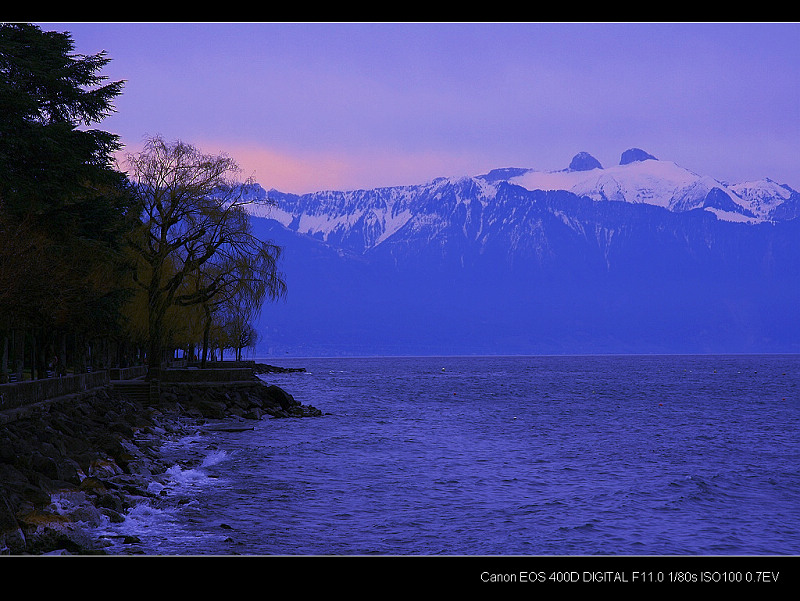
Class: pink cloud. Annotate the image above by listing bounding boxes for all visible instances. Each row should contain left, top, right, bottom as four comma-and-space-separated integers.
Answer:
197, 141, 493, 195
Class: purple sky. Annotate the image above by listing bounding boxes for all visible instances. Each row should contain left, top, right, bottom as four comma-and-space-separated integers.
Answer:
39, 22, 800, 194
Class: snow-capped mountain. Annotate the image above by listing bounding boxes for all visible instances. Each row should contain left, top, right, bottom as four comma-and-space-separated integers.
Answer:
246, 148, 799, 258
243, 149, 800, 357
505, 149, 797, 223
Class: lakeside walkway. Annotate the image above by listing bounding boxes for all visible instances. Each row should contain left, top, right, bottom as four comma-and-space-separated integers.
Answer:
0, 366, 148, 425
0, 362, 289, 424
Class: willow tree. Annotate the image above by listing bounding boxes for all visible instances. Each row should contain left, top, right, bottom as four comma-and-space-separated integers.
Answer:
186, 234, 286, 367
124, 135, 286, 375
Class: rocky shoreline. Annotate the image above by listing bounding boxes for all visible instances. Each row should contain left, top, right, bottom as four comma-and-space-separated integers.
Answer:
0, 364, 321, 555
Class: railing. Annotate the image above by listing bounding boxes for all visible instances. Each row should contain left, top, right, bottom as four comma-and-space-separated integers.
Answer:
0, 370, 111, 411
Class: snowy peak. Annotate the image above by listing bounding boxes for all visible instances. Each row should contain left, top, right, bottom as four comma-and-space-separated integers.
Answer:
727, 178, 796, 218
245, 148, 798, 257
568, 151, 603, 171
505, 149, 794, 223
619, 148, 658, 165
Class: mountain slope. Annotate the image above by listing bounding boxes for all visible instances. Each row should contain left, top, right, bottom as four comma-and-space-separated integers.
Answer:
246, 150, 800, 356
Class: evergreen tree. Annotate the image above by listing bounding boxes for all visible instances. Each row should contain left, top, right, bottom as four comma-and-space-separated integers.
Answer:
0, 23, 125, 220
0, 23, 133, 378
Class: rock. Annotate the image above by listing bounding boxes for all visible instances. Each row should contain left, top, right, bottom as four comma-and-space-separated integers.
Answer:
30, 452, 60, 481
253, 363, 305, 374
0, 371, 321, 555
619, 147, 657, 165
568, 151, 603, 171
0, 494, 26, 554
88, 458, 123, 479
262, 385, 299, 411
49, 491, 105, 527
16, 509, 99, 555
78, 476, 108, 493
244, 408, 263, 420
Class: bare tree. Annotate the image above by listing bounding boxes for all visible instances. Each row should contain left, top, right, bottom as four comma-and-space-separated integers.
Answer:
124, 135, 286, 375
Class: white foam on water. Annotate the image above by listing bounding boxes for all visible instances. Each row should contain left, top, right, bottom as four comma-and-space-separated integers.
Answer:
201, 449, 229, 468
90, 439, 233, 553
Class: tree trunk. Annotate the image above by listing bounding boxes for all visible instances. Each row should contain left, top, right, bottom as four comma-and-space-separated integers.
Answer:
201, 306, 211, 369
0, 333, 8, 381
146, 258, 166, 376
14, 328, 25, 380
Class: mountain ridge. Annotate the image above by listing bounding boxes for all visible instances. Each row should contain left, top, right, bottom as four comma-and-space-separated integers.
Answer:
240, 150, 800, 357
247, 148, 800, 247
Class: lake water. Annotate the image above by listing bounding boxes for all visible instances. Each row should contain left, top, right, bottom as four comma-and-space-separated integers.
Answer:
94, 354, 800, 559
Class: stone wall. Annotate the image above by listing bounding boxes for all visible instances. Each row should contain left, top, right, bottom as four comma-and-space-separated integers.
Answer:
158, 368, 256, 383
187, 360, 256, 369
108, 366, 148, 380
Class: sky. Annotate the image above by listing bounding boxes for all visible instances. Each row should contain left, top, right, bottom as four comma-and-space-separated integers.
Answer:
35, 21, 800, 195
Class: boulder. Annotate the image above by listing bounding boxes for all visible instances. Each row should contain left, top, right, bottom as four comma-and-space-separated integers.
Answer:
262, 385, 299, 411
